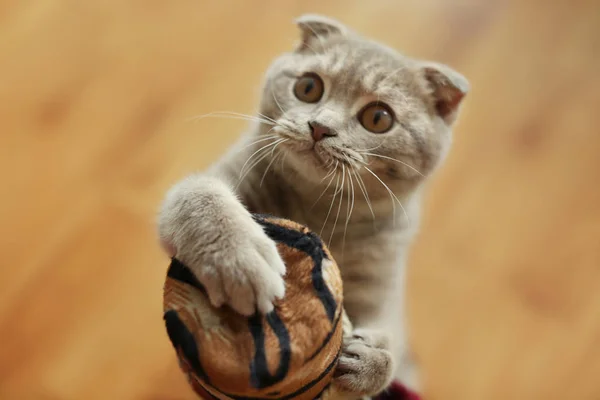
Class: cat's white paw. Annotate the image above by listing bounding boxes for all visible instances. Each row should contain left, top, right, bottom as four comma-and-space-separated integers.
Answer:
159, 175, 286, 316
334, 329, 394, 397
190, 220, 286, 315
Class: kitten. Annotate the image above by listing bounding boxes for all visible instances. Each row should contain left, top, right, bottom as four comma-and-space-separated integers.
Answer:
158, 14, 468, 399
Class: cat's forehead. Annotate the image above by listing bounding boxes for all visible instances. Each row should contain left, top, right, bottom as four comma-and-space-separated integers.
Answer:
300, 37, 418, 98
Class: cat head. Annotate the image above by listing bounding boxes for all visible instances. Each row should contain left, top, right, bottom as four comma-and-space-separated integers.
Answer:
258, 14, 469, 195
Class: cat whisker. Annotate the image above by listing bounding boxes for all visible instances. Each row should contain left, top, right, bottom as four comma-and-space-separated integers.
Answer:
311, 161, 339, 210
188, 111, 276, 126
256, 112, 278, 124
364, 166, 410, 227
239, 138, 286, 178
238, 153, 271, 187
328, 164, 346, 247
320, 173, 341, 238
342, 163, 356, 258
320, 161, 338, 183
237, 140, 288, 190
343, 152, 366, 167
322, 158, 335, 175
359, 136, 391, 152
360, 152, 424, 177
278, 150, 288, 174
260, 141, 286, 187
364, 166, 395, 224
234, 134, 280, 154
353, 169, 376, 226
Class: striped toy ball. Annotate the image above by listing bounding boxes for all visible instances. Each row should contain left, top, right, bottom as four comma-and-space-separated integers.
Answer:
163, 215, 346, 400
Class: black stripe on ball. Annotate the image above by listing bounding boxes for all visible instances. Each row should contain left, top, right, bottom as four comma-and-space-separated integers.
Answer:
197, 347, 342, 400
248, 311, 292, 388
253, 215, 337, 322
163, 310, 210, 384
307, 309, 342, 361
167, 257, 207, 296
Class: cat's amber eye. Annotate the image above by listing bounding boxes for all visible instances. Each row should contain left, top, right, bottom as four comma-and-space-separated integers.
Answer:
293, 73, 324, 103
358, 102, 394, 134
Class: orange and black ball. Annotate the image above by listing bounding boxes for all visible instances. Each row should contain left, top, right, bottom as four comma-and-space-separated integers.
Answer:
163, 215, 347, 400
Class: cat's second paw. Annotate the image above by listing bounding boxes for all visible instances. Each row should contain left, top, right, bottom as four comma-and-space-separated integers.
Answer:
334, 329, 394, 397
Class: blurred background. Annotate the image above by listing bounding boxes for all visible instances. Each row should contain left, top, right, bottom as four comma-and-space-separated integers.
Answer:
1, 0, 600, 399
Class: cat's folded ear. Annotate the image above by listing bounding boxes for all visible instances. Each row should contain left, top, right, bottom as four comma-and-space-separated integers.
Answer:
419, 61, 470, 125
294, 14, 348, 52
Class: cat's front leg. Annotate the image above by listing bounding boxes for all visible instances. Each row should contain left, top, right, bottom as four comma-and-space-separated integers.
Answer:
333, 328, 395, 398
158, 174, 286, 316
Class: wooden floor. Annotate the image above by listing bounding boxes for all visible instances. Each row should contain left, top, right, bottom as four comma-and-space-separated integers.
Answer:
1, 1, 600, 399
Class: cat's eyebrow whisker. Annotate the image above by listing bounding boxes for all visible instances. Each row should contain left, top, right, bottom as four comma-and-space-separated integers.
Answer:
364, 166, 410, 228
360, 152, 424, 177
328, 164, 346, 247
188, 111, 276, 126
375, 66, 407, 92
300, 41, 327, 64
271, 89, 287, 117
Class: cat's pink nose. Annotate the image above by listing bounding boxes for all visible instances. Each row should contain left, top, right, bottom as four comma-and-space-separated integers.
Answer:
309, 121, 336, 142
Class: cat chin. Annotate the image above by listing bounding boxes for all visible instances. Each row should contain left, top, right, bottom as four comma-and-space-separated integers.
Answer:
280, 150, 334, 184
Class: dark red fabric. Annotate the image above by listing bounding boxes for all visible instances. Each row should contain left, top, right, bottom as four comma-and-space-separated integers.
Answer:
374, 380, 420, 400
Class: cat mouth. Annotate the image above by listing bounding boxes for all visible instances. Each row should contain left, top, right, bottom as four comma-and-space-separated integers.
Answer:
306, 143, 334, 165
283, 141, 330, 169
275, 132, 344, 169
294, 145, 327, 165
